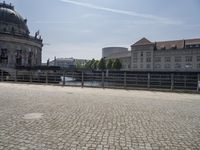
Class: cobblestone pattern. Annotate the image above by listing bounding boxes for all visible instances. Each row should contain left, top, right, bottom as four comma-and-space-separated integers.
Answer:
0, 83, 200, 150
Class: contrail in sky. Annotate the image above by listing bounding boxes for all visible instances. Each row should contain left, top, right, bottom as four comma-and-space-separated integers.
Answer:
60, 0, 180, 25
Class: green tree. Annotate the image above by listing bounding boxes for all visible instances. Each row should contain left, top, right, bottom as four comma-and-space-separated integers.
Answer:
92, 60, 99, 70
75, 60, 84, 69
84, 60, 91, 69
112, 59, 122, 70
98, 58, 106, 70
85, 59, 95, 69
106, 59, 113, 70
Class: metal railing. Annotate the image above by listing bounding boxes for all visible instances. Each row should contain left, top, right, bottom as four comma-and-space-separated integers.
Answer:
0, 70, 200, 92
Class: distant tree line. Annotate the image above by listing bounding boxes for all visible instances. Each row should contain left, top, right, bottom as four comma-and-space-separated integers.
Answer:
77, 58, 122, 70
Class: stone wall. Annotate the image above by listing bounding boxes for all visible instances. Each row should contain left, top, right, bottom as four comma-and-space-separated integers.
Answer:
0, 33, 42, 68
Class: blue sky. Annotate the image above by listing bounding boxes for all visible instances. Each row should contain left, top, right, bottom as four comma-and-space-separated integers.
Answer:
5, 0, 200, 62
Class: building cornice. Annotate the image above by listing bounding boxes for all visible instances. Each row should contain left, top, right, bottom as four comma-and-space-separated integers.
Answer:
0, 32, 43, 48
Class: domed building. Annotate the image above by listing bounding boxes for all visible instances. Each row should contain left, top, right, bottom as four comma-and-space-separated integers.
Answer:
0, 2, 43, 73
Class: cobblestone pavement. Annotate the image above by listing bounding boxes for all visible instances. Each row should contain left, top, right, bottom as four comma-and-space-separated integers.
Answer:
0, 83, 200, 150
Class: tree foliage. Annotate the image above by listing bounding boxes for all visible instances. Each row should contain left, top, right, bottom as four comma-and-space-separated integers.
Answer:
98, 58, 106, 70
92, 60, 99, 70
106, 59, 113, 70
112, 59, 122, 70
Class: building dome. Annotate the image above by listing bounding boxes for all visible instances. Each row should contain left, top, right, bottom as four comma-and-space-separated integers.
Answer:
0, 2, 29, 35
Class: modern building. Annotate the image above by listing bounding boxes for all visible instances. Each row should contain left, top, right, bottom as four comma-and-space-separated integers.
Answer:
0, 2, 43, 73
102, 47, 128, 58
102, 47, 131, 70
131, 38, 200, 72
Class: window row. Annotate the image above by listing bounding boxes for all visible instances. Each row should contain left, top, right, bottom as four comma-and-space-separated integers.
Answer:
132, 64, 151, 69
132, 63, 200, 69
154, 56, 200, 63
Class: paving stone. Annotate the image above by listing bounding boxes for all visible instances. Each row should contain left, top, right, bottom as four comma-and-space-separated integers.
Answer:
0, 83, 199, 149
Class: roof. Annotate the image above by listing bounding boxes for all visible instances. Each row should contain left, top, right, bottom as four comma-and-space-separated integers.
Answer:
156, 38, 200, 50
0, 2, 29, 35
132, 37, 153, 46
156, 40, 184, 50
185, 38, 200, 45
132, 37, 200, 50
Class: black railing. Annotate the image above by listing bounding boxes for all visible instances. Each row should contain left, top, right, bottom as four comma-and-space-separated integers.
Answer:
0, 70, 200, 92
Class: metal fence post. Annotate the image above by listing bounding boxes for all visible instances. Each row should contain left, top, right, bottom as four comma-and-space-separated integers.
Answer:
45, 71, 48, 84
81, 72, 84, 88
197, 74, 200, 92
171, 73, 174, 91
1, 70, 3, 81
102, 71, 104, 88
62, 71, 66, 86
124, 72, 127, 89
15, 70, 17, 82
30, 71, 32, 83
147, 73, 150, 88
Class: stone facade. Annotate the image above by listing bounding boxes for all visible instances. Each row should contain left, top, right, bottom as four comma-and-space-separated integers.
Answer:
131, 38, 200, 72
0, 2, 43, 71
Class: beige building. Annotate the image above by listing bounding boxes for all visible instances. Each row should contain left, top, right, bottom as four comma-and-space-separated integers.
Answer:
0, 2, 43, 73
131, 38, 200, 72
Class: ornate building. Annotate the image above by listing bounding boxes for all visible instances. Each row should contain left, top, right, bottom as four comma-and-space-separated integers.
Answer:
0, 2, 43, 73
131, 38, 200, 72
102, 37, 200, 72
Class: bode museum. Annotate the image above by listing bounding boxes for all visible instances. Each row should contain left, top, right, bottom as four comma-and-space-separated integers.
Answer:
0, 2, 43, 74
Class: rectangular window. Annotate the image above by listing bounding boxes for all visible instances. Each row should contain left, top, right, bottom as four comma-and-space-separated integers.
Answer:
141, 52, 143, 57
197, 56, 200, 62
165, 57, 171, 62
133, 52, 138, 62
140, 58, 143, 62
146, 57, 151, 62
175, 56, 182, 62
164, 64, 171, 69
0, 49, 8, 64
175, 63, 181, 69
155, 64, 161, 69
133, 64, 137, 68
197, 64, 200, 68
146, 52, 151, 57
185, 64, 192, 68
140, 64, 143, 68
146, 64, 151, 69
133, 58, 138, 62
155, 57, 161, 62
185, 56, 192, 62
16, 50, 22, 66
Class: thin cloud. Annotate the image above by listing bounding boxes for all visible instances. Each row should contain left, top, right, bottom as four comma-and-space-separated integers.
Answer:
60, 0, 181, 25
31, 21, 75, 24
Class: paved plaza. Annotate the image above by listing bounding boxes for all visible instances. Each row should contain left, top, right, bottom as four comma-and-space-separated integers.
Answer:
0, 83, 200, 150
